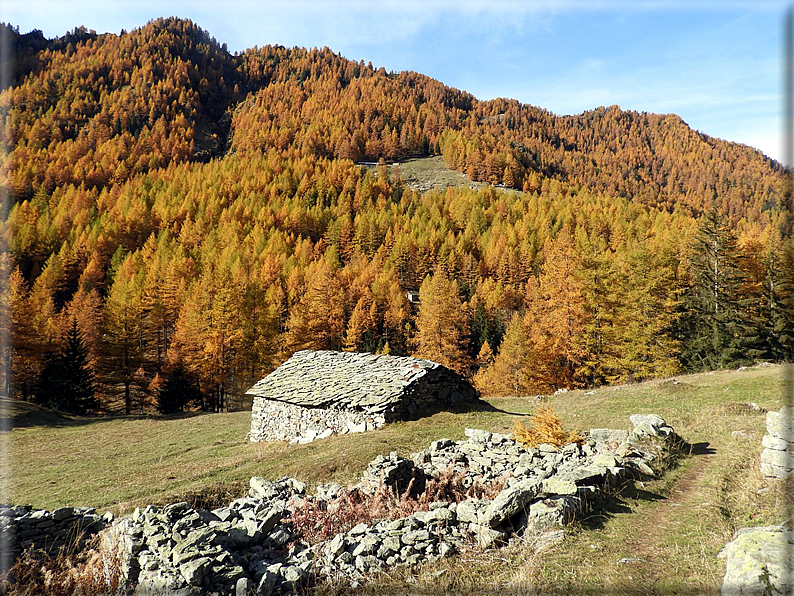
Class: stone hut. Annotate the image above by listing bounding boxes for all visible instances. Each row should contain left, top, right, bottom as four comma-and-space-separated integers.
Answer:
247, 350, 478, 444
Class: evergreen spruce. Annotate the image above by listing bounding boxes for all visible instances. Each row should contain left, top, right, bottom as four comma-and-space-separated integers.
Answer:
679, 209, 750, 370
37, 319, 97, 414
157, 365, 202, 414
762, 245, 794, 361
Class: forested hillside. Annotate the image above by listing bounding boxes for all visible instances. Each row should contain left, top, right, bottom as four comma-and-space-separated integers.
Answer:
1, 17, 792, 415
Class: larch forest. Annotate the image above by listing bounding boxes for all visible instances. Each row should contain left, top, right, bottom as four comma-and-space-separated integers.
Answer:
1, 17, 792, 416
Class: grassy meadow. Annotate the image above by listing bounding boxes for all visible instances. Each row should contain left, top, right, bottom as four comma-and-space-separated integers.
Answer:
3, 363, 789, 594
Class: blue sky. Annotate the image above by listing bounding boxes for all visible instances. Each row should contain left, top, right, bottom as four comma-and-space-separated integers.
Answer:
1, 1, 787, 162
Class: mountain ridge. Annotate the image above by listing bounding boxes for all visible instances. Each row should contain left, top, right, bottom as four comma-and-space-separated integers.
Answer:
0, 17, 784, 224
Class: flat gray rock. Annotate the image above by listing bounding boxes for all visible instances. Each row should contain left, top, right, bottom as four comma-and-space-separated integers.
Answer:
720, 526, 794, 596
481, 478, 541, 528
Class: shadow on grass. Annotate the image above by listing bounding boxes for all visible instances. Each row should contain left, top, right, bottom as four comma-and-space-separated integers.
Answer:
2, 402, 218, 431
688, 441, 716, 455
578, 484, 667, 531
440, 398, 528, 417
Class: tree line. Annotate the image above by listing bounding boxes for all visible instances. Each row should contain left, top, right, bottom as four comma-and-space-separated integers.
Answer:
2, 149, 791, 414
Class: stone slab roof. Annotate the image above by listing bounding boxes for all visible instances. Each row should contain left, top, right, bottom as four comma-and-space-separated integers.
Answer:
246, 350, 445, 410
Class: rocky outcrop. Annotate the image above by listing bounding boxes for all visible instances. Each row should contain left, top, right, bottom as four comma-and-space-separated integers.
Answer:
719, 526, 794, 596
760, 406, 794, 479
247, 350, 479, 443
100, 413, 682, 595
0, 504, 112, 561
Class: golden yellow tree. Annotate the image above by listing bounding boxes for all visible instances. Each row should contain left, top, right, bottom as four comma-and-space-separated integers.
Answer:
285, 261, 346, 352
476, 313, 534, 396
525, 226, 588, 389
412, 270, 471, 374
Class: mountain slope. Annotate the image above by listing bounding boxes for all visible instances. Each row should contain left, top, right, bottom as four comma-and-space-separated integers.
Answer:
0, 17, 784, 225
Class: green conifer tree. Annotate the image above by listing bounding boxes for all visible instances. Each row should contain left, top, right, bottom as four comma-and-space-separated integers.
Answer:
157, 365, 202, 415
37, 319, 97, 414
679, 209, 749, 370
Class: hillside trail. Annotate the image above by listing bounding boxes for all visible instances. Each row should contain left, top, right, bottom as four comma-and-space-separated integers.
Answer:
608, 444, 720, 594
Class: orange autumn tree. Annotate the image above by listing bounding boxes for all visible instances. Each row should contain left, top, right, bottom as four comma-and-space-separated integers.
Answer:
412, 270, 472, 375
285, 259, 346, 353
169, 265, 248, 413
475, 313, 535, 396
525, 226, 589, 390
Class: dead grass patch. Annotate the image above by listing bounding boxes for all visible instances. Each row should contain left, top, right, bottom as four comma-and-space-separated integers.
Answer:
0, 535, 120, 596
287, 467, 505, 544
714, 402, 767, 415
512, 406, 583, 448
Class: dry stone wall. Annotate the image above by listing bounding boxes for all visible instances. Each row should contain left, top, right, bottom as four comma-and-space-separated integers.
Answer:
0, 504, 112, 566
760, 405, 794, 479
721, 407, 794, 595
98, 413, 682, 596
249, 401, 384, 444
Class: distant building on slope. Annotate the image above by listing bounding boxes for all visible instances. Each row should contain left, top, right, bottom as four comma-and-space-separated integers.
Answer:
246, 350, 478, 444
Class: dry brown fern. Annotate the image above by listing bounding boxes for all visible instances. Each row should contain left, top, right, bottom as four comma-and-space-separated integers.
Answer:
512, 405, 583, 448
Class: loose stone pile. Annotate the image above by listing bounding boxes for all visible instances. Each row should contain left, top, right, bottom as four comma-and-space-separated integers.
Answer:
0, 504, 112, 560
100, 413, 681, 595
760, 406, 794, 479
247, 350, 479, 443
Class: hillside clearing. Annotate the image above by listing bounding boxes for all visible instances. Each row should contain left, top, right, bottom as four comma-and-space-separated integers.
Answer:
388, 155, 490, 193
4, 364, 788, 593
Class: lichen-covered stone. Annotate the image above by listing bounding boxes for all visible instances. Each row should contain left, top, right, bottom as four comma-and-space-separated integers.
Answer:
481, 479, 541, 528
760, 408, 794, 479
719, 526, 794, 596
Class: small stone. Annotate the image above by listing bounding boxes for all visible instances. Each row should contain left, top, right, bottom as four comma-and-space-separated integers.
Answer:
347, 421, 367, 433
235, 577, 253, 596
761, 434, 791, 451
471, 524, 508, 549
281, 565, 307, 584
541, 477, 578, 496
352, 534, 380, 556
761, 448, 794, 471
179, 556, 212, 586
212, 507, 237, 522
52, 507, 75, 521
325, 533, 346, 557
256, 570, 278, 596
767, 408, 794, 441
464, 428, 492, 443
456, 499, 488, 525
532, 529, 565, 553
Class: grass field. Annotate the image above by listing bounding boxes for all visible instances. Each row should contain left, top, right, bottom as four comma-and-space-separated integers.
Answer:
3, 363, 789, 594
389, 155, 489, 193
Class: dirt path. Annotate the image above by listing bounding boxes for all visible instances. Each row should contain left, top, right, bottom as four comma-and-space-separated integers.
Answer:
611, 449, 720, 594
